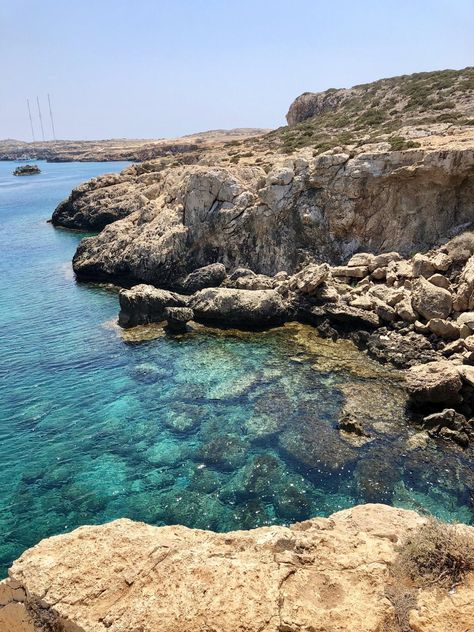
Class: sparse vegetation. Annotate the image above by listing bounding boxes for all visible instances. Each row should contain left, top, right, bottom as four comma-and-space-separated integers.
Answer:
389, 137, 421, 151
395, 518, 474, 589
258, 66, 473, 156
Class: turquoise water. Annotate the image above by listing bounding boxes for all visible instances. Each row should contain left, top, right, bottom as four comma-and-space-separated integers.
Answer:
0, 161, 472, 577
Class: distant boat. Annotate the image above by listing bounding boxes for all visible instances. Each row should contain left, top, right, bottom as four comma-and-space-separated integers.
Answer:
17, 153, 35, 161
13, 164, 41, 176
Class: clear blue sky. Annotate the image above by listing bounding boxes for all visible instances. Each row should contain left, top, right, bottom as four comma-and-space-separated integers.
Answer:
1, 0, 472, 141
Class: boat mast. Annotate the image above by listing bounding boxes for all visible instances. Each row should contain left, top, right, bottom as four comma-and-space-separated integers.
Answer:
36, 96, 45, 141
27, 99, 36, 142
47, 94, 56, 140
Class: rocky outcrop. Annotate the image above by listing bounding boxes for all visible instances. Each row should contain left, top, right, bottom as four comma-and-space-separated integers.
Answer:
285, 67, 474, 127
61, 146, 473, 286
2, 504, 474, 632
118, 285, 188, 328
51, 171, 139, 230
190, 287, 289, 328
13, 164, 40, 176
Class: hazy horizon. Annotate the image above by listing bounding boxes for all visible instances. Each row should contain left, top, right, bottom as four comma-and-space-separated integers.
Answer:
1, 0, 473, 142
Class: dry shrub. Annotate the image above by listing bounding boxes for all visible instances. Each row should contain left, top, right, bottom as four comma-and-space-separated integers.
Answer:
444, 230, 474, 265
395, 517, 474, 589
384, 585, 417, 632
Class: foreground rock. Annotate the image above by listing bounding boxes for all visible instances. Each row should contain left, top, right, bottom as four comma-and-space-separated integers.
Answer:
2, 505, 473, 632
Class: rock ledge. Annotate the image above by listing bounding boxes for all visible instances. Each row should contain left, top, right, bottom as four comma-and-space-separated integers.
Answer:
1, 504, 473, 632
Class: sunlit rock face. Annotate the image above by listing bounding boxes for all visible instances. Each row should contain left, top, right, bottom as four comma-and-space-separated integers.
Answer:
65, 148, 473, 286
2, 504, 474, 632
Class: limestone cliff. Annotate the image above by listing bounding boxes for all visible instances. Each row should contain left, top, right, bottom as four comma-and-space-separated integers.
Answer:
67, 146, 473, 286
1, 504, 473, 632
50, 67, 474, 287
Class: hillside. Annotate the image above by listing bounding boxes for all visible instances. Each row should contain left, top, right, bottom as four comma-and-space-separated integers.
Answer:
259, 67, 474, 155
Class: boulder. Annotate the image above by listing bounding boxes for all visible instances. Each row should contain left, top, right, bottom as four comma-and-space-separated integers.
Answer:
332, 265, 369, 278
457, 365, 474, 387
427, 273, 451, 290
422, 408, 467, 431
457, 312, 474, 337
227, 268, 257, 282
406, 361, 463, 405
190, 287, 289, 328
411, 277, 452, 321
164, 307, 194, 332
323, 304, 380, 330
346, 253, 375, 268
230, 274, 276, 290
368, 285, 404, 307
369, 252, 402, 272
181, 263, 226, 293
289, 264, 329, 295
430, 252, 452, 272
427, 318, 460, 340
118, 285, 188, 328
371, 267, 386, 280
453, 255, 474, 311
396, 299, 417, 323
465, 335, 474, 352
412, 254, 436, 278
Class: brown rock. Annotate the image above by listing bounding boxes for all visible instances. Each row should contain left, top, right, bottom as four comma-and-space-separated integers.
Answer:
427, 273, 451, 290
1, 506, 474, 632
332, 265, 369, 278
411, 277, 452, 321
412, 253, 436, 278
406, 360, 463, 404
289, 263, 329, 295
427, 318, 460, 340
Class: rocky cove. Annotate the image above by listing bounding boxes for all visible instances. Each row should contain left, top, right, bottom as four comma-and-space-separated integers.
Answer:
2, 67, 474, 631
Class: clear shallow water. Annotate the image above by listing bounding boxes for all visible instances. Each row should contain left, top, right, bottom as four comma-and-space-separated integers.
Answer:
0, 161, 472, 577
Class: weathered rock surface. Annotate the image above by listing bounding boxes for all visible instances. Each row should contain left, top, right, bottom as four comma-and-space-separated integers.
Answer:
1, 505, 473, 632
65, 146, 473, 286
406, 360, 463, 404
0, 505, 474, 632
411, 277, 452, 321
190, 287, 289, 328
118, 285, 188, 328
164, 306, 194, 332
179, 262, 227, 293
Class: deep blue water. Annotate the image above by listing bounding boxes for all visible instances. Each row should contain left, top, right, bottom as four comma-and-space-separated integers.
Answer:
0, 160, 472, 577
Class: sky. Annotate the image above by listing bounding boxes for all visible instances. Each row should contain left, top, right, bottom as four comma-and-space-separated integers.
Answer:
0, 0, 473, 141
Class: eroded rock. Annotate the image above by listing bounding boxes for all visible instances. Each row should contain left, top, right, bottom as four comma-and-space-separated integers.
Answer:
190, 287, 289, 328
2, 505, 474, 632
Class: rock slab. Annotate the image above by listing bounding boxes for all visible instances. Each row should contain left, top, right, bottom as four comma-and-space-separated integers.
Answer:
1, 505, 474, 632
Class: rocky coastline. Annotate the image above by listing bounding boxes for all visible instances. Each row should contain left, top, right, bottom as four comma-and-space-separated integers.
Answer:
112, 234, 474, 449
15, 66, 472, 631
